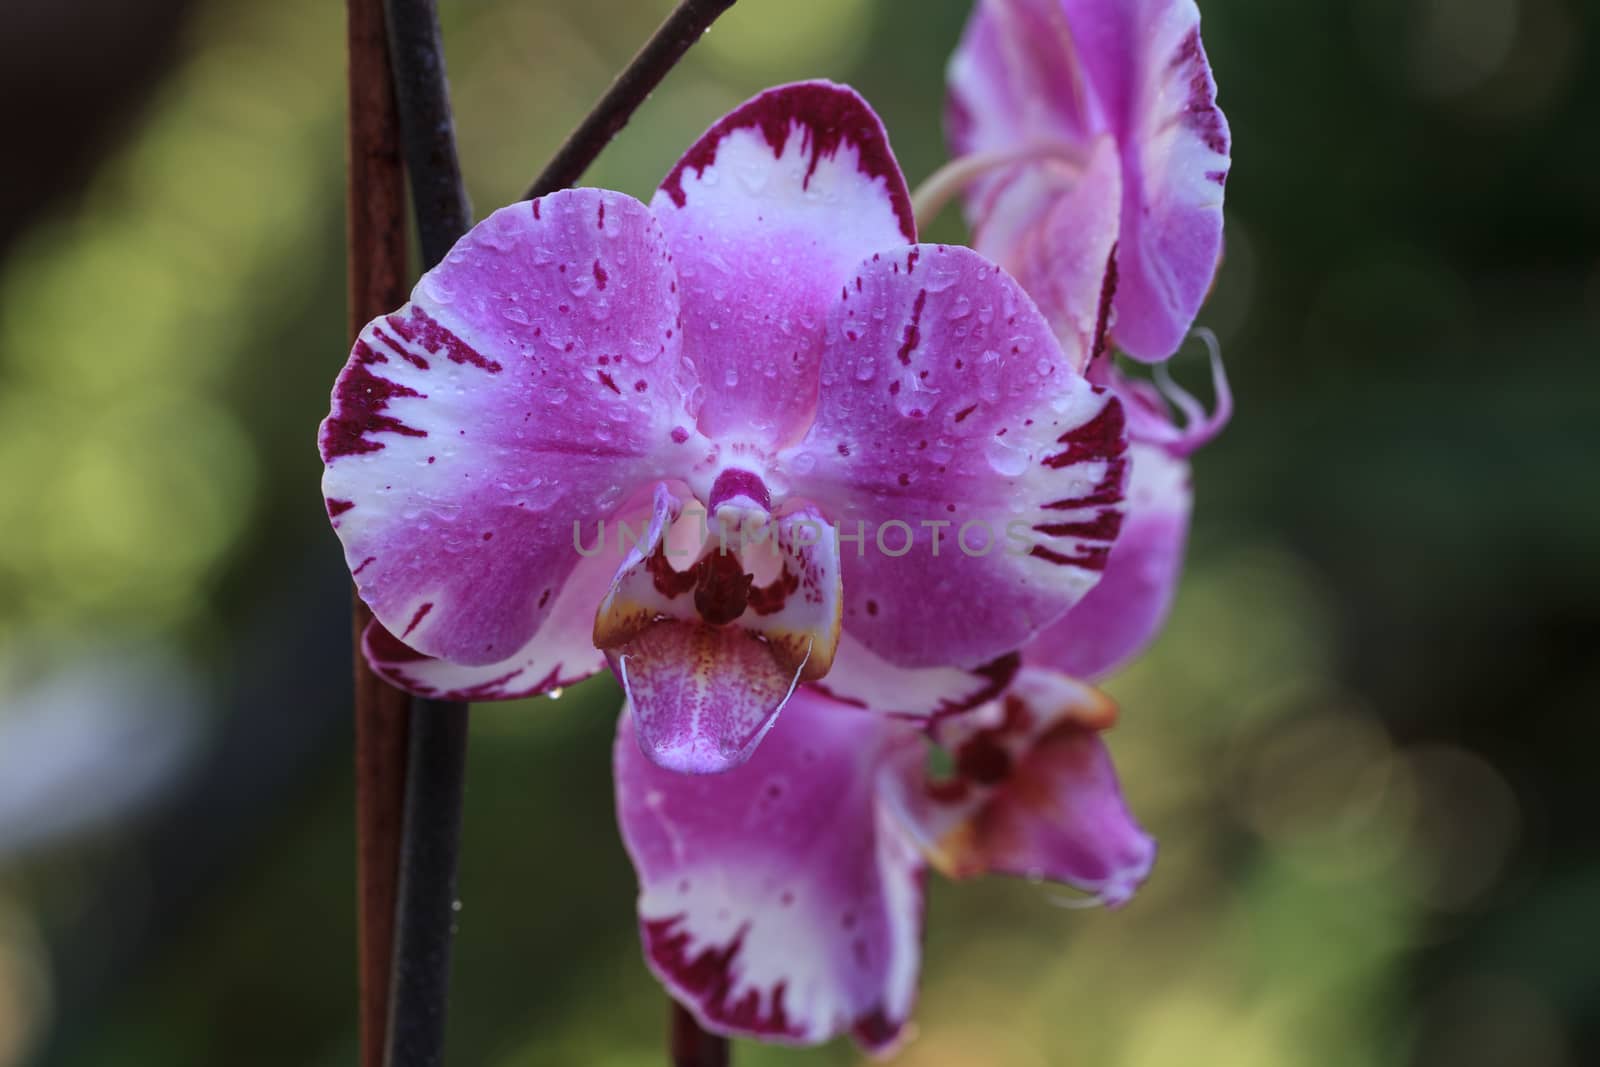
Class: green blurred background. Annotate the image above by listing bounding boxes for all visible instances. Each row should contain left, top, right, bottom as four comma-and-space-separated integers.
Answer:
1, 0, 1596, 1063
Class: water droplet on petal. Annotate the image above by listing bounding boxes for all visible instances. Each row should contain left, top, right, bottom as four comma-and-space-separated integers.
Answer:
984, 435, 1030, 477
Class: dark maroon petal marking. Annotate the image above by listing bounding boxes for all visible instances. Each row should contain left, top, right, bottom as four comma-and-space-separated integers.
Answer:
1173, 28, 1230, 156
353, 556, 377, 575
955, 733, 1012, 785
660, 81, 916, 241
851, 1008, 906, 1053
326, 498, 355, 517
593, 259, 609, 289
1030, 544, 1112, 571
644, 916, 803, 1040
372, 325, 429, 369
384, 305, 503, 373
365, 622, 431, 665
708, 468, 772, 511
1033, 509, 1125, 540
321, 339, 428, 459
402, 601, 434, 638
828, 652, 1023, 722
1090, 243, 1119, 363
646, 546, 700, 599
1044, 394, 1126, 468
895, 289, 928, 364
693, 550, 754, 627
748, 567, 800, 616
1041, 452, 1128, 510
597, 370, 621, 394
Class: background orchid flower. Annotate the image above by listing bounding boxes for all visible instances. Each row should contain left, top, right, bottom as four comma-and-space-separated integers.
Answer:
320, 81, 1131, 774
1027, 336, 1231, 679
945, 0, 1231, 363
615, 668, 1154, 1053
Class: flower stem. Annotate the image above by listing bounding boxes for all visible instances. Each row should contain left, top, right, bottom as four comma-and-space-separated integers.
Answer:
910, 143, 1085, 231
385, 0, 472, 266
345, 0, 411, 1064
383, 699, 471, 1067
523, 0, 739, 200
671, 1001, 730, 1067
379, 1, 474, 1065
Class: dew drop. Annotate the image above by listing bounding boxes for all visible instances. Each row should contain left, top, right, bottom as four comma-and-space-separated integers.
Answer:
984, 435, 1030, 477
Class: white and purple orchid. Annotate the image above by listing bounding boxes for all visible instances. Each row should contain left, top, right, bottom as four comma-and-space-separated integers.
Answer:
320, 82, 1132, 774
945, 0, 1232, 363
616, 667, 1153, 1054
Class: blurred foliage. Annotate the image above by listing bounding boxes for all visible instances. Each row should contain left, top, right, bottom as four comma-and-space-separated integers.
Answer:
0, 0, 1597, 1065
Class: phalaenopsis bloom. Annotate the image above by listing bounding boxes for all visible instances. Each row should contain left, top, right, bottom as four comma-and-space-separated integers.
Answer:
616, 667, 1154, 1053
319, 81, 1131, 773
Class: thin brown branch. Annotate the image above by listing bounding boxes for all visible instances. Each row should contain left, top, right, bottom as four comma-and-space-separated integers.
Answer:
671, 1001, 730, 1067
345, 2, 411, 1066
524, 0, 738, 200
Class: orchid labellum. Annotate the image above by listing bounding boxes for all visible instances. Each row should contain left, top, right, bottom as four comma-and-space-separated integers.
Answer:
321, 82, 1130, 773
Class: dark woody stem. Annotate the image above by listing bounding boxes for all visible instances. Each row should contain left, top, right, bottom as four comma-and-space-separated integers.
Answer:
672, 1001, 731, 1067
345, 1, 412, 1065
523, 0, 739, 200
381, 1, 473, 1066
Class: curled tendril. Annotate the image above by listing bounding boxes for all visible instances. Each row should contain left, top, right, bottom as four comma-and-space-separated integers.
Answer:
1133, 327, 1232, 457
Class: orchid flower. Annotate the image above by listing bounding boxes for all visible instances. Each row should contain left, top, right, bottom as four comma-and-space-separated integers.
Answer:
940, 0, 1231, 363
320, 81, 1132, 773
615, 667, 1153, 1053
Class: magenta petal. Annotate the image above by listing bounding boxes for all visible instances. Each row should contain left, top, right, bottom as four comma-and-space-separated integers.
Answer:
947, 0, 1231, 362
360, 531, 620, 699
1012, 136, 1122, 368
783, 244, 1129, 680
814, 633, 1020, 721
320, 190, 695, 673
1089, 0, 1231, 361
881, 668, 1154, 906
1024, 441, 1191, 680
947, 0, 1093, 161
651, 81, 916, 449
616, 689, 923, 1052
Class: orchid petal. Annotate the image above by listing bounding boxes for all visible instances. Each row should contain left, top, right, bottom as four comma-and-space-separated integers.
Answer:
1011, 136, 1122, 368
651, 81, 916, 449
881, 668, 1154, 906
947, 0, 1094, 162
782, 244, 1129, 686
616, 690, 923, 1052
948, 0, 1231, 362
1058, 0, 1230, 360
1023, 441, 1190, 680
813, 633, 1020, 721
359, 527, 623, 700
320, 190, 695, 681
